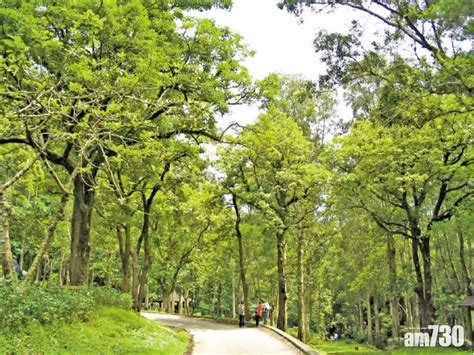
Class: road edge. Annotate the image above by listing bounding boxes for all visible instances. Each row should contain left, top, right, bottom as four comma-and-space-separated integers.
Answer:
262, 325, 319, 355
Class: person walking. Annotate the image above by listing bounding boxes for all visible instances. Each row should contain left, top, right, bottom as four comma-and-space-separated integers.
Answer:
238, 301, 245, 328
262, 301, 271, 325
255, 300, 263, 327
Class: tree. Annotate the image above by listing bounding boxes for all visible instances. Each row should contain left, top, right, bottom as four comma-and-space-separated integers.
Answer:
331, 106, 473, 326
221, 109, 324, 331
0, 0, 251, 284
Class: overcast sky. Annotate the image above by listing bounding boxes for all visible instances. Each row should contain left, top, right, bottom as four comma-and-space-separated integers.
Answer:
191, 0, 379, 126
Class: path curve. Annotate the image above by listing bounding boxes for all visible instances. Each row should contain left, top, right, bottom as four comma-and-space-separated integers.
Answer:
142, 313, 302, 355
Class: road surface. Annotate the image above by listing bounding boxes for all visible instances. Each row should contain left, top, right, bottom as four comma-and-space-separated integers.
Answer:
142, 313, 302, 355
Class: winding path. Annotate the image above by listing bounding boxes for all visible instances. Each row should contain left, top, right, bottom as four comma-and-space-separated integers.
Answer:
142, 313, 302, 355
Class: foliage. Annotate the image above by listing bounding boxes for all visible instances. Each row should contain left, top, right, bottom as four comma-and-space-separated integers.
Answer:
0, 281, 131, 332
0, 306, 190, 354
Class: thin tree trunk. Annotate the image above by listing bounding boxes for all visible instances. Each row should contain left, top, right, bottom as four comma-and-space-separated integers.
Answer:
419, 236, 435, 326
231, 194, 250, 321
58, 252, 64, 286
443, 233, 462, 291
0, 158, 38, 278
366, 295, 373, 345
358, 302, 364, 332
405, 292, 413, 329
297, 227, 307, 342
411, 238, 429, 328
0, 193, 14, 278
277, 230, 288, 331
116, 224, 131, 293
131, 250, 140, 311
26, 193, 69, 283
232, 275, 236, 319
387, 233, 400, 338
374, 296, 380, 336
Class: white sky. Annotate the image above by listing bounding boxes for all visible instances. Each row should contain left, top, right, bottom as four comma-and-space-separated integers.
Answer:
190, 0, 381, 127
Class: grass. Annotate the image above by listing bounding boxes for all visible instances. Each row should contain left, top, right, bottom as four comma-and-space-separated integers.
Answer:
0, 306, 190, 354
285, 328, 470, 355
307, 339, 471, 355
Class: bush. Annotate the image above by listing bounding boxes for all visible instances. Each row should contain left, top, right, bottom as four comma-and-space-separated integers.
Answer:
79, 286, 131, 310
0, 280, 131, 333
373, 334, 388, 349
354, 332, 367, 344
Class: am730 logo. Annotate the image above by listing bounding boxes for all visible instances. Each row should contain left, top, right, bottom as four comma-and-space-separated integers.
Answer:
404, 325, 464, 347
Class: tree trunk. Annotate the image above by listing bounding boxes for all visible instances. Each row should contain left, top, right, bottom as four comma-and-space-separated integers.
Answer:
297, 227, 307, 342
135, 187, 159, 311
131, 250, 140, 311
69, 174, 94, 285
231, 194, 250, 321
358, 302, 364, 332
184, 290, 190, 315
366, 295, 373, 345
277, 230, 288, 331
374, 296, 380, 336
273, 288, 279, 327
0, 193, 14, 278
411, 237, 433, 328
26, 193, 69, 283
58, 253, 64, 286
404, 292, 413, 329
116, 224, 131, 293
387, 233, 400, 338
419, 236, 435, 326
232, 275, 236, 319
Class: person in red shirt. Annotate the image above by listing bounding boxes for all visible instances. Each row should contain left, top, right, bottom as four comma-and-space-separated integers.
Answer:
255, 300, 263, 327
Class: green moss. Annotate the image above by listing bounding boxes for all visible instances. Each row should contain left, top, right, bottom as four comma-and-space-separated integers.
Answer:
0, 307, 190, 354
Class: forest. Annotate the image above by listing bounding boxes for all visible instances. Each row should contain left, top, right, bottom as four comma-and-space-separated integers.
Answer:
0, 0, 473, 353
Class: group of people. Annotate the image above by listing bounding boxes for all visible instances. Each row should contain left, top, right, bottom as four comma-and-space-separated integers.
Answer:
238, 300, 271, 328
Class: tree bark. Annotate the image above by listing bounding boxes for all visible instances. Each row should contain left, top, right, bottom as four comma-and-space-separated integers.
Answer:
231, 194, 250, 321
366, 295, 373, 345
0, 193, 14, 278
411, 237, 434, 328
116, 224, 131, 293
277, 230, 288, 331
387, 233, 400, 338
131, 250, 140, 311
358, 302, 364, 332
374, 296, 380, 336
297, 227, 307, 342
404, 292, 414, 329
232, 275, 236, 319
69, 174, 94, 285
26, 193, 69, 283
419, 236, 435, 326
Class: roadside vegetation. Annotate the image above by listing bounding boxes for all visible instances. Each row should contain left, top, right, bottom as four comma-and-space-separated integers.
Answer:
0, 282, 189, 353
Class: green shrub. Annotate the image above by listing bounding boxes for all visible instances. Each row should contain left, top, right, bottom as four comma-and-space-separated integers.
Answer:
0, 280, 131, 333
79, 286, 131, 310
354, 332, 368, 344
373, 334, 388, 349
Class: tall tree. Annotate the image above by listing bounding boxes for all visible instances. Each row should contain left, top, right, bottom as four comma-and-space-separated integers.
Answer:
0, 0, 251, 284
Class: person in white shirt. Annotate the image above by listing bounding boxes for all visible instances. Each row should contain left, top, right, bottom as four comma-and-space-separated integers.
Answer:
262, 301, 271, 325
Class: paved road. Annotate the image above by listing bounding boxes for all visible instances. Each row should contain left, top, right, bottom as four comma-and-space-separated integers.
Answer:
142, 313, 302, 355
